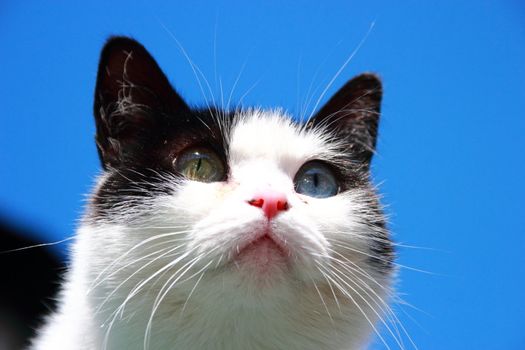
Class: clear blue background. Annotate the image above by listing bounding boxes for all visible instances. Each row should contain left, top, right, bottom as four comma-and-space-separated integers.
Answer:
1, 1, 524, 349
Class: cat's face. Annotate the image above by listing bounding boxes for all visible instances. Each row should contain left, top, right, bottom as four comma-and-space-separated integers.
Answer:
85, 38, 394, 345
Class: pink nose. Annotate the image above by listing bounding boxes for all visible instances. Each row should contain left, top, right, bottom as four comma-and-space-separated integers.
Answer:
248, 190, 289, 219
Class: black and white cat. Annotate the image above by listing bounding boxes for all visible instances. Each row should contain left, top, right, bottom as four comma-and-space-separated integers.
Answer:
31, 37, 395, 350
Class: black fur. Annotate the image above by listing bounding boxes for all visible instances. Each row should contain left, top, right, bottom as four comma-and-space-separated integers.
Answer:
367, 208, 395, 271
94, 36, 192, 169
306, 73, 382, 166
90, 108, 232, 220
91, 37, 232, 218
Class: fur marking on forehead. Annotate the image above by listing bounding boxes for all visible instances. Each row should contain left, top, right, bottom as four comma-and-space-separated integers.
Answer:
228, 110, 342, 167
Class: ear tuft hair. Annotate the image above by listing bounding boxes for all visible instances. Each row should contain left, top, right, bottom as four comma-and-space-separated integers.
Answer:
307, 73, 382, 165
93, 36, 189, 168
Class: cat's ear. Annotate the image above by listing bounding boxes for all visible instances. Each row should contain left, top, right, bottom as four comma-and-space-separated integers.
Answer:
307, 73, 382, 165
93, 36, 190, 169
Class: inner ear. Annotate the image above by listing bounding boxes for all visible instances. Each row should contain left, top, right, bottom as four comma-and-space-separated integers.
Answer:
307, 73, 382, 165
95, 37, 188, 113
93, 37, 190, 169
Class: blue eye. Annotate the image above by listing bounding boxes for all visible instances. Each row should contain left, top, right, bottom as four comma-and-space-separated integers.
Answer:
294, 161, 339, 198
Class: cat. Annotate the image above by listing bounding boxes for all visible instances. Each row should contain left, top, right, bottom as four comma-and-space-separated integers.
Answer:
30, 37, 395, 350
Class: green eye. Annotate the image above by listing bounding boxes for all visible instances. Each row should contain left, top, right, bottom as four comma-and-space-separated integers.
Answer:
174, 147, 226, 182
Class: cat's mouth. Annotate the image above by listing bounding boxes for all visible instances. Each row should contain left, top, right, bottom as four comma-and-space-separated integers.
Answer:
232, 231, 291, 271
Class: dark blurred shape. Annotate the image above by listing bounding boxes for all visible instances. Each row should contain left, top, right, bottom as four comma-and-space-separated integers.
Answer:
0, 218, 62, 350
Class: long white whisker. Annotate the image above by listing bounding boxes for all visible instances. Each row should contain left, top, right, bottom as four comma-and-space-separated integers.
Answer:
160, 22, 215, 118
227, 58, 249, 111
144, 248, 218, 349
313, 250, 391, 296
236, 78, 261, 109
299, 39, 342, 123
91, 230, 192, 289
317, 264, 392, 350
322, 259, 405, 345
328, 238, 434, 275
308, 21, 376, 120
305, 268, 334, 324
0, 236, 75, 255
179, 263, 210, 317
316, 264, 342, 314
101, 246, 201, 347
95, 243, 186, 315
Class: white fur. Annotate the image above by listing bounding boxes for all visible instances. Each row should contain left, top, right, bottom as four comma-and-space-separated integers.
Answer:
31, 111, 394, 350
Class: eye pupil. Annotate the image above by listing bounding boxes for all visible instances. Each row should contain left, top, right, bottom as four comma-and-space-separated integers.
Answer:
196, 158, 202, 172
313, 173, 319, 187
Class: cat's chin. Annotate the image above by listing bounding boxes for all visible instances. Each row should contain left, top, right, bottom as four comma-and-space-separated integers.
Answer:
232, 233, 290, 278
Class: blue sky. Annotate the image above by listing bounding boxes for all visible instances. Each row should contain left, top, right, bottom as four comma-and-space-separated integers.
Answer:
1, 1, 524, 349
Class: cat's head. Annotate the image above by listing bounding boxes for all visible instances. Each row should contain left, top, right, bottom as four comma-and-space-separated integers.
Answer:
86, 37, 394, 340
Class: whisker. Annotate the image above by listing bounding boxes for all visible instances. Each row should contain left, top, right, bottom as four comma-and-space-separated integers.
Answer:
299, 39, 342, 123
144, 248, 218, 349
160, 22, 216, 119
226, 58, 249, 112
90, 230, 193, 288
0, 236, 75, 255
307, 21, 376, 121
328, 238, 434, 275
94, 243, 186, 314
179, 263, 209, 317
318, 259, 413, 349
236, 78, 261, 109
316, 264, 342, 314
305, 268, 334, 324
101, 246, 201, 347
316, 264, 392, 350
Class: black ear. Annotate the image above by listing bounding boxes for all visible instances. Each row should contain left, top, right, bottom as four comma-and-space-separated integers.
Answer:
93, 36, 190, 169
307, 73, 382, 165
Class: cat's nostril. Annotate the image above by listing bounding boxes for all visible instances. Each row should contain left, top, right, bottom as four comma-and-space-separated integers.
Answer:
248, 191, 289, 219
248, 198, 264, 208
276, 200, 288, 211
